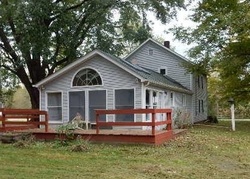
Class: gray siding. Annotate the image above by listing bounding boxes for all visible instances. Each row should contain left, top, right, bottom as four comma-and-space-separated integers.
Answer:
193, 74, 208, 122
126, 41, 192, 90
41, 55, 142, 123
126, 41, 208, 123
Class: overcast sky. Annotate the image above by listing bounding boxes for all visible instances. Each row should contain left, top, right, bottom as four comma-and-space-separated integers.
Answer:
149, 5, 197, 57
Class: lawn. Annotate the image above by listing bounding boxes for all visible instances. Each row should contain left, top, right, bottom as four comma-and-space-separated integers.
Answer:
0, 120, 249, 179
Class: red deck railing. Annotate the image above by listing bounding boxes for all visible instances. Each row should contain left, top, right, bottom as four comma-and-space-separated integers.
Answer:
0, 108, 49, 132
95, 108, 172, 135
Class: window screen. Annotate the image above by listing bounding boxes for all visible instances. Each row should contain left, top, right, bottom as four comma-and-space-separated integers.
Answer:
69, 91, 85, 121
115, 89, 134, 122
47, 92, 62, 121
89, 90, 106, 123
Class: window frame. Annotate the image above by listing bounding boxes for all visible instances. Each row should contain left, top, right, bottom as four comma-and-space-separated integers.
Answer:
182, 94, 187, 107
201, 76, 204, 89
148, 48, 154, 56
46, 91, 63, 122
170, 92, 174, 106
158, 66, 168, 75
68, 91, 85, 121
72, 67, 103, 87
114, 88, 135, 122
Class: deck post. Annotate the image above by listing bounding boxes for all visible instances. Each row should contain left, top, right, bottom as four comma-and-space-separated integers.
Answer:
96, 113, 100, 134
166, 112, 172, 130
45, 113, 49, 132
2, 109, 5, 129
152, 111, 155, 135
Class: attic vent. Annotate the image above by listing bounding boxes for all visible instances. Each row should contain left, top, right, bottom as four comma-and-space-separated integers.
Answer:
148, 48, 154, 55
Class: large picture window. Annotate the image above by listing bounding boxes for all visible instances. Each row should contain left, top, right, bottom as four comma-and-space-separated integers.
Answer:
115, 89, 134, 122
47, 92, 62, 122
73, 68, 102, 86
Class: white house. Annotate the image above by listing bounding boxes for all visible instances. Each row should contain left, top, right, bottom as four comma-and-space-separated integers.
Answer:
34, 39, 208, 128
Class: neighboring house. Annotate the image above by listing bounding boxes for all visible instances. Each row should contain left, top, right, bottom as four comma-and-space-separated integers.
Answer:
34, 39, 207, 128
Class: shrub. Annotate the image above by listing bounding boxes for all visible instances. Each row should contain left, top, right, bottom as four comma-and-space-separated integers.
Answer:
13, 133, 35, 148
173, 108, 192, 129
70, 135, 91, 152
56, 123, 76, 143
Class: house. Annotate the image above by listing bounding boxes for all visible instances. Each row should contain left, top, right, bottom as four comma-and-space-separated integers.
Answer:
34, 39, 207, 129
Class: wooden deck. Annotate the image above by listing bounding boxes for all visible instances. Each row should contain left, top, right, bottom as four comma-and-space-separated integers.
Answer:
14, 128, 186, 145
0, 108, 187, 145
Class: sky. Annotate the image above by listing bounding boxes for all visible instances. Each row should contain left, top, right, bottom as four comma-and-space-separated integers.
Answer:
149, 5, 197, 57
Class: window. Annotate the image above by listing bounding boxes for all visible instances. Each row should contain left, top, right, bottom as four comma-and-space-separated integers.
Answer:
201, 100, 204, 113
197, 75, 200, 88
159, 66, 167, 75
47, 92, 62, 121
148, 48, 154, 55
73, 68, 102, 86
69, 91, 85, 121
170, 92, 174, 106
160, 69, 166, 75
146, 89, 150, 107
115, 89, 134, 122
201, 76, 204, 89
182, 94, 186, 106
89, 90, 106, 122
198, 99, 204, 113
198, 75, 204, 89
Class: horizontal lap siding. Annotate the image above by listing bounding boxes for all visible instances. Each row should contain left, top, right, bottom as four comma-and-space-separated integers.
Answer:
126, 41, 192, 90
193, 75, 208, 122
126, 41, 196, 123
40, 55, 142, 122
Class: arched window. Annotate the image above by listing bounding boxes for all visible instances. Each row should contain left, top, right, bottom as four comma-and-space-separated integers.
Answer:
73, 68, 102, 86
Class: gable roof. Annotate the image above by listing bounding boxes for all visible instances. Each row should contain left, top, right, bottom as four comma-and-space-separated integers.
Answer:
123, 38, 192, 64
112, 56, 192, 94
34, 49, 192, 94
34, 49, 147, 88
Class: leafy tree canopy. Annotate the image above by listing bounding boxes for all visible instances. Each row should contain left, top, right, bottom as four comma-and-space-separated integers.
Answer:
171, 0, 250, 102
0, 0, 185, 108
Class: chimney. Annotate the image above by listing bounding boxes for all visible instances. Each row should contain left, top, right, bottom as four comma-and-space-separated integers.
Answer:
164, 41, 170, 48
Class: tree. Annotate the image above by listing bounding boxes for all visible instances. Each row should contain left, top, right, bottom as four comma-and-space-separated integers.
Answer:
0, 0, 185, 109
171, 0, 250, 103
0, 65, 19, 107
11, 86, 31, 109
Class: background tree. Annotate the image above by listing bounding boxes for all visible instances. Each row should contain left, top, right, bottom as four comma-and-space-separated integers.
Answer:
0, 65, 20, 107
0, 0, 185, 109
11, 86, 31, 109
171, 0, 250, 106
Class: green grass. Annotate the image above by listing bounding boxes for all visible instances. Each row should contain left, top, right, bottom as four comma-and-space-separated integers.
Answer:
0, 120, 249, 179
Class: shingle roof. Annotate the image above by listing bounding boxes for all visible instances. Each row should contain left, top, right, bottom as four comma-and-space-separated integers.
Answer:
100, 50, 192, 94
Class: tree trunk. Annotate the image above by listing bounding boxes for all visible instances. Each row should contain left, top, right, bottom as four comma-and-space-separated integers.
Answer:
26, 85, 39, 109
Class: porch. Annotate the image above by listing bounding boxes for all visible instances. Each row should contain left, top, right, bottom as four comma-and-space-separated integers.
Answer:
0, 108, 186, 145
16, 128, 185, 145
